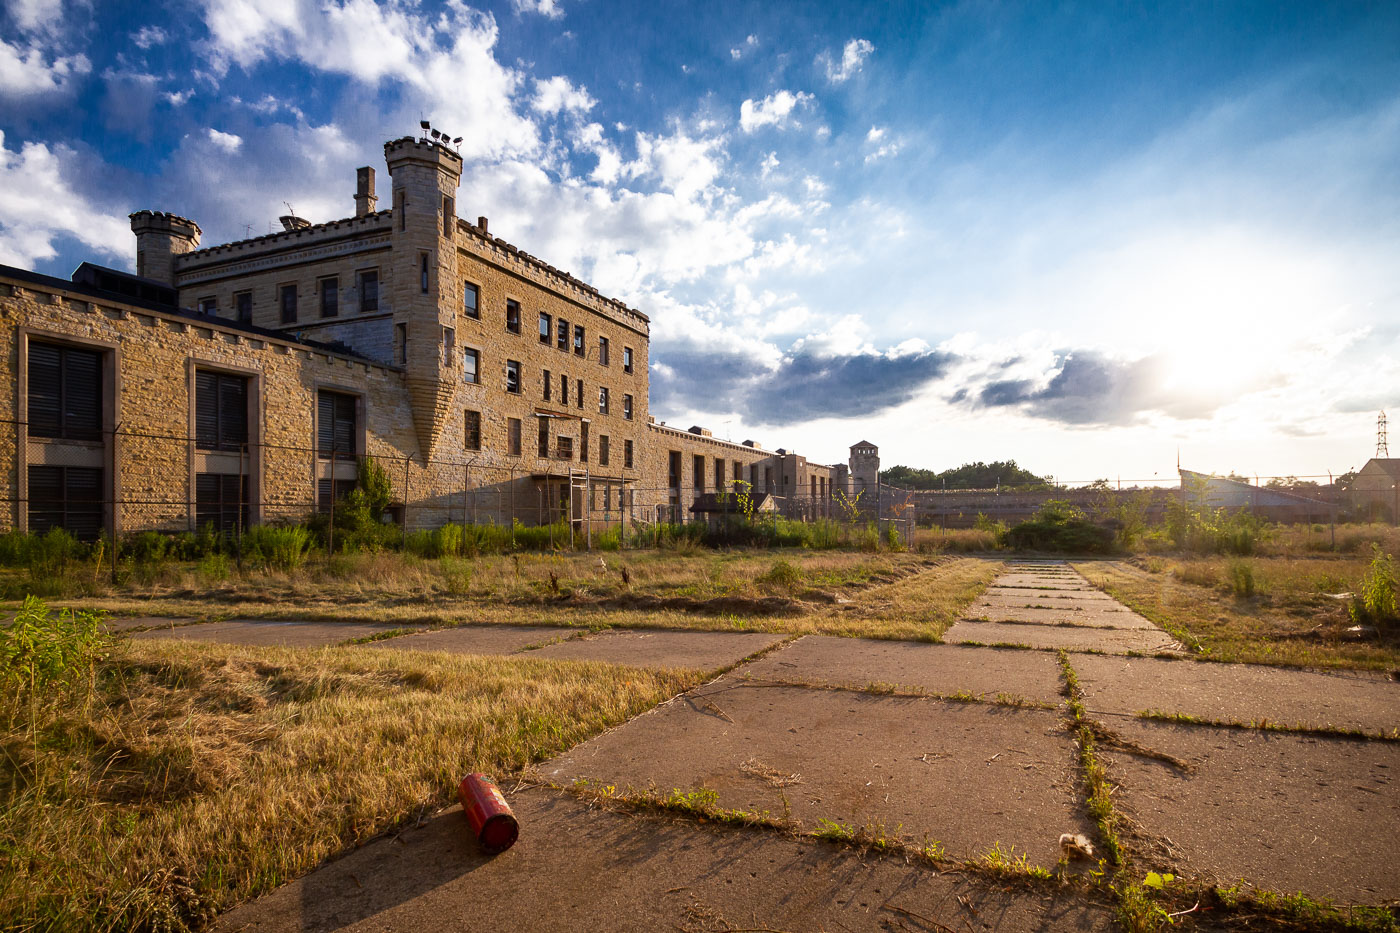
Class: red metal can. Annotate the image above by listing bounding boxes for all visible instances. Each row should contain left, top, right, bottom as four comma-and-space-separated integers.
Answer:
458, 773, 519, 854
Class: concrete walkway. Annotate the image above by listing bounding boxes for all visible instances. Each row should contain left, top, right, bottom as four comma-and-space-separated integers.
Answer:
944, 559, 1182, 653
209, 559, 1400, 930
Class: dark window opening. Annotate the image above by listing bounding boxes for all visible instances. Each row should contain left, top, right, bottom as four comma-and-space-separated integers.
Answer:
576, 378, 583, 410
623, 346, 633, 373
693, 455, 705, 492
29, 465, 103, 540
599, 435, 610, 466
195, 370, 248, 452
196, 472, 248, 533
560, 373, 568, 405
319, 277, 338, 318
598, 336, 609, 366
235, 291, 253, 324
420, 254, 429, 294
506, 360, 521, 394
557, 435, 573, 460
317, 391, 357, 461
573, 325, 585, 356
465, 409, 481, 450
668, 451, 681, 490
463, 282, 479, 318
28, 342, 102, 441
539, 312, 551, 344
537, 416, 550, 457
508, 418, 522, 456
358, 270, 378, 313
543, 369, 552, 401
506, 300, 521, 334
622, 394, 633, 420
279, 284, 297, 324
317, 477, 358, 513
580, 422, 589, 463
557, 319, 569, 351
624, 439, 634, 469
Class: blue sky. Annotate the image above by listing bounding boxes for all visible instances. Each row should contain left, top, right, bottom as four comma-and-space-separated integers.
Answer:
3, 0, 1398, 483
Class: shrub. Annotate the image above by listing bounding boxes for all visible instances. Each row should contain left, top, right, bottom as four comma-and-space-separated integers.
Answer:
1228, 559, 1257, 598
1003, 500, 1115, 554
758, 558, 803, 590
240, 524, 314, 572
28, 527, 82, 587
0, 530, 32, 567
1350, 545, 1398, 629
0, 595, 110, 715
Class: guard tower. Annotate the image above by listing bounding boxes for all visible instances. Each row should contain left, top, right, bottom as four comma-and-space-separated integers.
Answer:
849, 440, 880, 498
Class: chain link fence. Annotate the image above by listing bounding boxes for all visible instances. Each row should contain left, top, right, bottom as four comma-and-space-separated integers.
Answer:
5, 420, 921, 552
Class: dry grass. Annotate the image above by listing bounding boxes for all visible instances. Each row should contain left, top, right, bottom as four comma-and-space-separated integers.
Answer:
0, 638, 698, 931
1074, 559, 1400, 670
25, 555, 1003, 643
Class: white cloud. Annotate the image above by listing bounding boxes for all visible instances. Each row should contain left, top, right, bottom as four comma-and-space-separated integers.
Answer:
730, 34, 757, 59
866, 126, 885, 142
207, 128, 242, 152
131, 25, 168, 49
532, 75, 595, 115
819, 38, 874, 84
0, 131, 131, 268
511, 0, 564, 18
8, 0, 65, 33
197, 0, 538, 160
165, 88, 194, 106
739, 90, 813, 133
0, 38, 90, 100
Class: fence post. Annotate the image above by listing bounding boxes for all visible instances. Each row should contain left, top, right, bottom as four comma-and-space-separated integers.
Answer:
237, 441, 246, 574
402, 455, 411, 547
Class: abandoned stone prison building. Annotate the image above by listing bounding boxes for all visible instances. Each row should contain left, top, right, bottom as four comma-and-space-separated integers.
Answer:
1, 134, 857, 540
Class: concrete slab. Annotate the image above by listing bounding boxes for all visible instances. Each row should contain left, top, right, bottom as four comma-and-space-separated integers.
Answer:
359, 625, 568, 656
736, 635, 1066, 706
990, 575, 1096, 591
543, 683, 1090, 867
214, 788, 1115, 933
133, 619, 415, 648
1075, 655, 1400, 736
104, 616, 196, 632
944, 621, 1181, 655
1101, 719, 1400, 904
966, 604, 1157, 630
981, 589, 1119, 604
530, 628, 788, 671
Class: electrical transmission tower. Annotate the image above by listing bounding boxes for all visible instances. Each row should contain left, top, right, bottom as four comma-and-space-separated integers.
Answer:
1379, 410, 1390, 458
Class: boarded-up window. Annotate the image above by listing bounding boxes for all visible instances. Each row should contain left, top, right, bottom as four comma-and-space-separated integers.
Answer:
195, 370, 248, 452
28, 342, 102, 441
508, 418, 522, 456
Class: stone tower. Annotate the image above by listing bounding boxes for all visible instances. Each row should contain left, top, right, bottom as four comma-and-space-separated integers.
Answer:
384, 136, 462, 461
129, 211, 201, 285
849, 440, 880, 499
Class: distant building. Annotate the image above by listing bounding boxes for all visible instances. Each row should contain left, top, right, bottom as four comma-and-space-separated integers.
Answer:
1352, 459, 1400, 521
1180, 469, 1334, 523
0, 132, 872, 538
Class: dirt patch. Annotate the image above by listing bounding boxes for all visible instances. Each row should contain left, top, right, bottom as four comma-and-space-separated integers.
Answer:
358, 625, 573, 656
736, 636, 1066, 705
542, 682, 1090, 867
133, 619, 418, 648
944, 621, 1181, 655
213, 787, 1114, 933
1074, 654, 1400, 735
530, 629, 787, 671
1101, 718, 1400, 904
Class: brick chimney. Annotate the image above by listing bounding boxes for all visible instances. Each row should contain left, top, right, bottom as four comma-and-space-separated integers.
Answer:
355, 166, 377, 217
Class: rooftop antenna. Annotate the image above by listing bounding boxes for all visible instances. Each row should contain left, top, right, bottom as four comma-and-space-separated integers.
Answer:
1378, 410, 1390, 458
242, 223, 254, 238
283, 201, 296, 218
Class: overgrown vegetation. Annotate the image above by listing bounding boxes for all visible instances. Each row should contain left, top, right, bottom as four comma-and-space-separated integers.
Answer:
1003, 500, 1115, 554
0, 622, 696, 932
881, 460, 1048, 490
